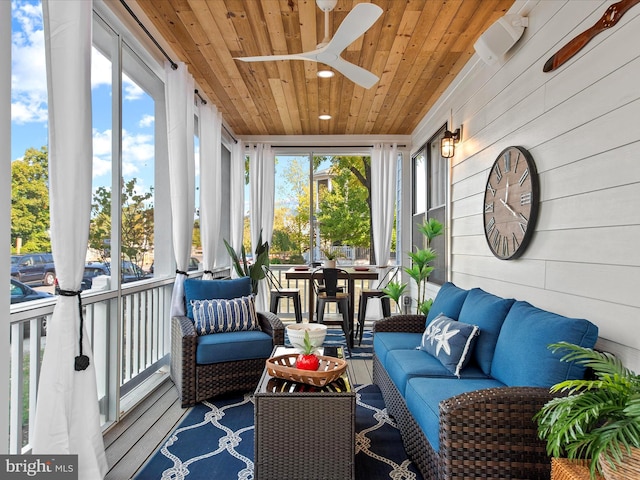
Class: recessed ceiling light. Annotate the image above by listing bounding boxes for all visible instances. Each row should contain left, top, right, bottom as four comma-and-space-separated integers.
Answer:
317, 70, 335, 78
319, 114, 332, 120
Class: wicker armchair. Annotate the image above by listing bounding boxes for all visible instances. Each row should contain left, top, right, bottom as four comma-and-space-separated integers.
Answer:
372, 314, 555, 480
171, 311, 284, 408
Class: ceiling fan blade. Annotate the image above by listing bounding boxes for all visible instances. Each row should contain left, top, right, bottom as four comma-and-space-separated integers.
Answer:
329, 57, 379, 89
325, 3, 383, 55
235, 53, 310, 62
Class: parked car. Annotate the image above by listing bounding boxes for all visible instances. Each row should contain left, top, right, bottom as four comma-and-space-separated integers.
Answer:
79, 261, 152, 290
10, 277, 54, 304
148, 257, 200, 274
10, 253, 56, 286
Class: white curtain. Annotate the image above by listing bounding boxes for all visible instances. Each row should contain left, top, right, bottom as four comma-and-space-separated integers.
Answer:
249, 143, 275, 310
166, 62, 195, 316
229, 139, 245, 255
199, 102, 222, 280
33, 2, 108, 479
371, 143, 398, 269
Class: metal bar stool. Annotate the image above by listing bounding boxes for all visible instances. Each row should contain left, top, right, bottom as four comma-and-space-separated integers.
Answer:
313, 267, 352, 357
262, 265, 303, 323
356, 266, 399, 345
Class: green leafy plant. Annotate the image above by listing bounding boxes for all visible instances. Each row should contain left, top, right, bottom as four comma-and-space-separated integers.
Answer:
383, 218, 443, 315
534, 342, 640, 478
223, 230, 270, 295
321, 248, 343, 260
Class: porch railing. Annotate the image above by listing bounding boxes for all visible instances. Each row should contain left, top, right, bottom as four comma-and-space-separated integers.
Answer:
8, 265, 386, 453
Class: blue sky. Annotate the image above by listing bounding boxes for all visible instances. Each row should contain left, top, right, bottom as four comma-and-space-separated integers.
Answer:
11, 0, 158, 196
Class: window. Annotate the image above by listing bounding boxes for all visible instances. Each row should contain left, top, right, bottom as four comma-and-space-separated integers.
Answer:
412, 126, 448, 284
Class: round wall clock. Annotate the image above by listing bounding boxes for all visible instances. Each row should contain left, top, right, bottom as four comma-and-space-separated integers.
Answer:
483, 146, 539, 260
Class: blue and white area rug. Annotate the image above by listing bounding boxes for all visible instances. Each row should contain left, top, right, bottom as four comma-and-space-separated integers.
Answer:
135, 384, 422, 480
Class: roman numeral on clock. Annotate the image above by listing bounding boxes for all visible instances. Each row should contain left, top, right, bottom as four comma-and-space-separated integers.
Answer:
492, 229, 501, 250
485, 202, 494, 213
521, 192, 532, 205
487, 182, 496, 196
493, 164, 503, 183
502, 235, 509, 257
518, 169, 529, 186
486, 217, 495, 235
503, 151, 511, 173
512, 232, 520, 250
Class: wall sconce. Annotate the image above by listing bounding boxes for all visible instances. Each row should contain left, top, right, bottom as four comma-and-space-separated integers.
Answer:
441, 127, 461, 158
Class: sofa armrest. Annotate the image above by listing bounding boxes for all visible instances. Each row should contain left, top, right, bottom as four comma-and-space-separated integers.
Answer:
438, 386, 555, 479
257, 310, 285, 346
170, 315, 198, 405
373, 314, 426, 334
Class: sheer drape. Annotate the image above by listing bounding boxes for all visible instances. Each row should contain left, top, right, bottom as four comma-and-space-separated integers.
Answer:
249, 143, 275, 310
33, 2, 108, 478
199, 102, 222, 280
229, 140, 244, 254
371, 143, 398, 269
166, 62, 195, 316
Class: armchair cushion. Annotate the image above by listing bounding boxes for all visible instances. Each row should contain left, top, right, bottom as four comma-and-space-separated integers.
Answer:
184, 276, 251, 319
196, 330, 274, 364
191, 295, 260, 335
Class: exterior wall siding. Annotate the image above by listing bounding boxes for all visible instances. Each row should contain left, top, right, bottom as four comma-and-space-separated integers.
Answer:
412, 0, 640, 370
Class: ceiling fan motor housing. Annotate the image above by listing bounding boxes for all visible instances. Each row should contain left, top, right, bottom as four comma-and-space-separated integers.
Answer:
316, 0, 337, 12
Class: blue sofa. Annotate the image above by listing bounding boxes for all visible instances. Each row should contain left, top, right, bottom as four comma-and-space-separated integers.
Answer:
372, 282, 599, 480
171, 276, 284, 407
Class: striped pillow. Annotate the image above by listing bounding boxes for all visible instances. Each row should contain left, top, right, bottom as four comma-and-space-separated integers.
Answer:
191, 295, 261, 335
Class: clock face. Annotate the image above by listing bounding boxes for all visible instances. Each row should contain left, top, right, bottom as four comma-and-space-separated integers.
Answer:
483, 146, 539, 260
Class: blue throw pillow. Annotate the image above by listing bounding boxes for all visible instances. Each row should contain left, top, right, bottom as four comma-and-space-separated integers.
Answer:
425, 282, 470, 325
491, 301, 599, 387
418, 314, 480, 377
184, 277, 252, 319
457, 288, 515, 375
191, 295, 261, 335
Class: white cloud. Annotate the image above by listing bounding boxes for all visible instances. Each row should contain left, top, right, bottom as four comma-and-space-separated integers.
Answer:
11, 0, 47, 124
139, 114, 154, 128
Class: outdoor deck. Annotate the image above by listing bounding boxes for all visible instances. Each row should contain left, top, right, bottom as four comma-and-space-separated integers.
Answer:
103, 357, 373, 479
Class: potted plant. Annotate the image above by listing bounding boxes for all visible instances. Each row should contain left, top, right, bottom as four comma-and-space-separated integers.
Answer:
321, 248, 342, 268
223, 230, 270, 295
383, 218, 443, 315
535, 342, 640, 479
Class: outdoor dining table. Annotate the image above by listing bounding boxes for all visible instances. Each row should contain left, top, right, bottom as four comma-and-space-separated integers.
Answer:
284, 266, 379, 346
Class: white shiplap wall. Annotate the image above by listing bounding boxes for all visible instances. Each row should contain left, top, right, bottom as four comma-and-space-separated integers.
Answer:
412, 0, 640, 371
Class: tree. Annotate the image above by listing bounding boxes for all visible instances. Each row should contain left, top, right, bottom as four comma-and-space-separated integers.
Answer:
89, 178, 154, 267
11, 146, 51, 252
316, 156, 376, 262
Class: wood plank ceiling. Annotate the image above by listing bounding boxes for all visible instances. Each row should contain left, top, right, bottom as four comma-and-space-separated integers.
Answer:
131, 0, 515, 136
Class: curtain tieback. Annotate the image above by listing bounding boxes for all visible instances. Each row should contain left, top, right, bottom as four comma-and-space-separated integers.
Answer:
175, 269, 188, 276
58, 289, 90, 371
204, 270, 213, 275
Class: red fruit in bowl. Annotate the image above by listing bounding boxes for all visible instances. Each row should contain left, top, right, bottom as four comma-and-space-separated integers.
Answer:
295, 331, 320, 371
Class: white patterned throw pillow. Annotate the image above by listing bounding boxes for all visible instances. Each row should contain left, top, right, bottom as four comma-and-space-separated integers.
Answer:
419, 314, 479, 376
191, 295, 261, 335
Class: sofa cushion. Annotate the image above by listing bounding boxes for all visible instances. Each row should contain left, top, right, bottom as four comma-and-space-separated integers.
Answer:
491, 301, 599, 387
373, 331, 423, 365
458, 288, 515, 375
419, 315, 479, 376
191, 295, 260, 335
184, 277, 252, 319
425, 282, 470, 325
385, 349, 488, 395
405, 376, 505, 452
196, 330, 273, 364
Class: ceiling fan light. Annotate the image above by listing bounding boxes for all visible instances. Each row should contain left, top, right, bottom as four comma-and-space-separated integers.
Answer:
319, 114, 332, 120
317, 69, 335, 78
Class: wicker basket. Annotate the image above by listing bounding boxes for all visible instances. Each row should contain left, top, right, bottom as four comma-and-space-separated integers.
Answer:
599, 447, 640, 480
265, 354, 347, 387
551, 458, 603, 480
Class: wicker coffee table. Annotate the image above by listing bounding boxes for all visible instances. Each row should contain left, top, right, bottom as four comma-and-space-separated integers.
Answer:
254, 345, 355, 480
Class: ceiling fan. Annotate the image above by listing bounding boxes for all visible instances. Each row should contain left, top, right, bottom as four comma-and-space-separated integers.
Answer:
234, 1, 383, 89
